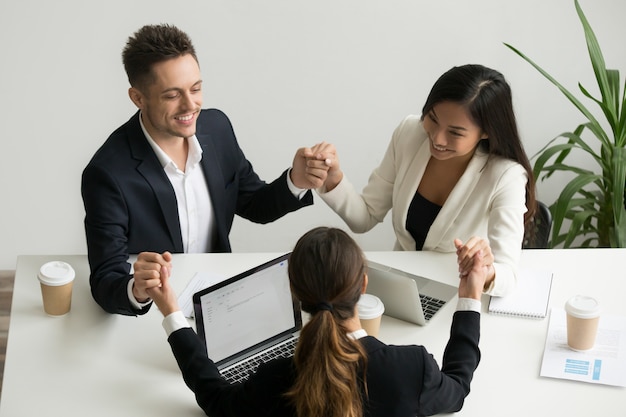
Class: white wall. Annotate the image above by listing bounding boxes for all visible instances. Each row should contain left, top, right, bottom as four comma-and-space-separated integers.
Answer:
1, 0, 625, 269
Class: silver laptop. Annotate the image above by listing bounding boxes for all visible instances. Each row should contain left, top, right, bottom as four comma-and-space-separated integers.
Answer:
366, 260, 457, 325
192, 253, 301, 384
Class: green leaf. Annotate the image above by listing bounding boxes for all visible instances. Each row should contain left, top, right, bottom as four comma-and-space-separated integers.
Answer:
612, 214, 626, 247
503, 42, 607, 142
541, 163, 593, 177
575, 0, 616, 114
612, 147, 626, 227
580, 237, 598, 248
564, 209, 597, 247
619, 79, 626, 146
551, 173, 602, 245
532, 135, 602, 180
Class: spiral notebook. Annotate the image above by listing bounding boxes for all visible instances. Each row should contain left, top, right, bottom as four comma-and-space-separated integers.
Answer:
488, 268, 553, 319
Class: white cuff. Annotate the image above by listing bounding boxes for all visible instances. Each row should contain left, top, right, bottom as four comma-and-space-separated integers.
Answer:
127, 278, 153, 310
286, 168, 308, 200
162, 311, 192, 337
456, 297, 481, 313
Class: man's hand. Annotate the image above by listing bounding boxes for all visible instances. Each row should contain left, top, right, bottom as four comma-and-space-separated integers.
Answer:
132, 251, 172, 302
290, 142, 336, 189
309, 141, 343, 192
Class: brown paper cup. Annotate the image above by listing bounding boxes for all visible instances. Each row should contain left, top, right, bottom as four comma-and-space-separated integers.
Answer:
357, 294, 385, 337
360, 315, 383, 338
566, 315, 599, 351
40, 281, 74, 316
565, 295, 600, 351
38, 261, 75, 317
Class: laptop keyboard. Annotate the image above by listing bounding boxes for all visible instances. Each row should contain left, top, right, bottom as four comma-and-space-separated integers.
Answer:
220, 337, 298, 384
420, 294, 447, 321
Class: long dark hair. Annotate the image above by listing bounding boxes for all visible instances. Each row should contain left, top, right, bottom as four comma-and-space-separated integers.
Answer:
286, 227, 368, 417
421, 64, 537, 226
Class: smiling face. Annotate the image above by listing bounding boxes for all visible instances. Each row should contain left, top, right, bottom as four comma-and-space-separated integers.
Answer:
128, 54, 203, 143
422, 101, 486, 162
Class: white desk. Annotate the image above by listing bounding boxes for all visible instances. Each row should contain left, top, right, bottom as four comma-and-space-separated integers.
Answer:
1, 250, 624, 416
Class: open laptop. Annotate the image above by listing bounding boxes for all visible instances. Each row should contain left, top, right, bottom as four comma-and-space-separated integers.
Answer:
366, 260, 458, 325
192, 253, 301, 384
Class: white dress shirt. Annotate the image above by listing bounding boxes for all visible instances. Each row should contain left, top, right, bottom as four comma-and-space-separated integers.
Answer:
141, 123, 215, 254
129, 114, 306, 308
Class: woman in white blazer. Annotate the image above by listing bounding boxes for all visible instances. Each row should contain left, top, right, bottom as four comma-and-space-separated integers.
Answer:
314, 65, 537, 296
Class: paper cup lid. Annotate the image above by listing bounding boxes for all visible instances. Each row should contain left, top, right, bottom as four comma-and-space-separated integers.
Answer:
38, 261, 75, 286
565, 295, 600, 319
357, 294, 384, 319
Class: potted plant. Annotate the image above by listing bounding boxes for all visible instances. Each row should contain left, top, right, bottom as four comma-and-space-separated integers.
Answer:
504, 0, 626, 248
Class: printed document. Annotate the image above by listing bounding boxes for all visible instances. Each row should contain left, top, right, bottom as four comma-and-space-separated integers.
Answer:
178, 271, 225, 318
540, 308, 626, 387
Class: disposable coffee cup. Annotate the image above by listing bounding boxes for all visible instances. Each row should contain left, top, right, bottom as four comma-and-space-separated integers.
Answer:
357, 294, 385, 337
38, 261, 75, 316
564, 295, 600, 351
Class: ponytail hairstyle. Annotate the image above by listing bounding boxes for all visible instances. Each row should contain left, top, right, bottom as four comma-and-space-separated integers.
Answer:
286, 227, 368, 417
421, 64, 538, 227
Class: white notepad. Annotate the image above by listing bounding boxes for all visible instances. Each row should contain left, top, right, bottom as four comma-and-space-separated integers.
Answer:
488, 268, 553, 319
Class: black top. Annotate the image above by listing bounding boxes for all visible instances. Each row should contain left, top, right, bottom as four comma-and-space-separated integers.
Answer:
406, 191, 442, 250
167, 311, 481, 417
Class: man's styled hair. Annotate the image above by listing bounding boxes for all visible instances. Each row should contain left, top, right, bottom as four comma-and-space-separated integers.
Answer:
122, 24, 198, 92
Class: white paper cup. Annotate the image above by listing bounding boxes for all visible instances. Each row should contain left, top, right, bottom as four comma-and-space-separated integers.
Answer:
357, 294, 385, 337
564, 295, 600, 351
38, 261, 75, 316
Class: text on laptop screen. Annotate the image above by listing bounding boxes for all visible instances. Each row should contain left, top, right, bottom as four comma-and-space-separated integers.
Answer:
198, 259, 295, 362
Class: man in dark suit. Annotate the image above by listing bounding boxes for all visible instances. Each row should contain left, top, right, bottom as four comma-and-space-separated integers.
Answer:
81, 24, 329, 316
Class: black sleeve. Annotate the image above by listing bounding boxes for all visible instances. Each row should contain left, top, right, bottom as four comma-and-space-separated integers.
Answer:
418, 311, 481, 415
168, 328, 295, 417
81, 163, 150, 316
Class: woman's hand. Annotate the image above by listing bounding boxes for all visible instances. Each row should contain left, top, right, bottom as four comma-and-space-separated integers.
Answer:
302, 141, 343, 191
454, 237, 496, 290
458, 250, 489, 300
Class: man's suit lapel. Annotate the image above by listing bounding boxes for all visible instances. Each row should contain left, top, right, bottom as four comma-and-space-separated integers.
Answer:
127, 112, 184, 252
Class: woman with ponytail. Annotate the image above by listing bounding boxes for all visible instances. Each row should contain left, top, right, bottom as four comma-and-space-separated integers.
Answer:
148, 226, 486, 417
285, 227, 369, 417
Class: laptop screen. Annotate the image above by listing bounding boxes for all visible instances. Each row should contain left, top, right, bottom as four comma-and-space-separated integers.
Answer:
193, 253, 301, 364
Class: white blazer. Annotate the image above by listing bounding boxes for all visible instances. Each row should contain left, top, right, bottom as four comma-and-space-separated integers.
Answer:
318, 115, 528, 296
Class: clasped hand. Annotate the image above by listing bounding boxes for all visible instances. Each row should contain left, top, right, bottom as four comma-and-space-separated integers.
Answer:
133, 251, 181, 317
132, 251, 172, 303
292, 141, 342, 191
455, 237, 496, 291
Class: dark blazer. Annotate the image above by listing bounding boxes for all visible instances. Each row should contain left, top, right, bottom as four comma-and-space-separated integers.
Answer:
167, 311, 481, 417
81, 109, 312, 315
